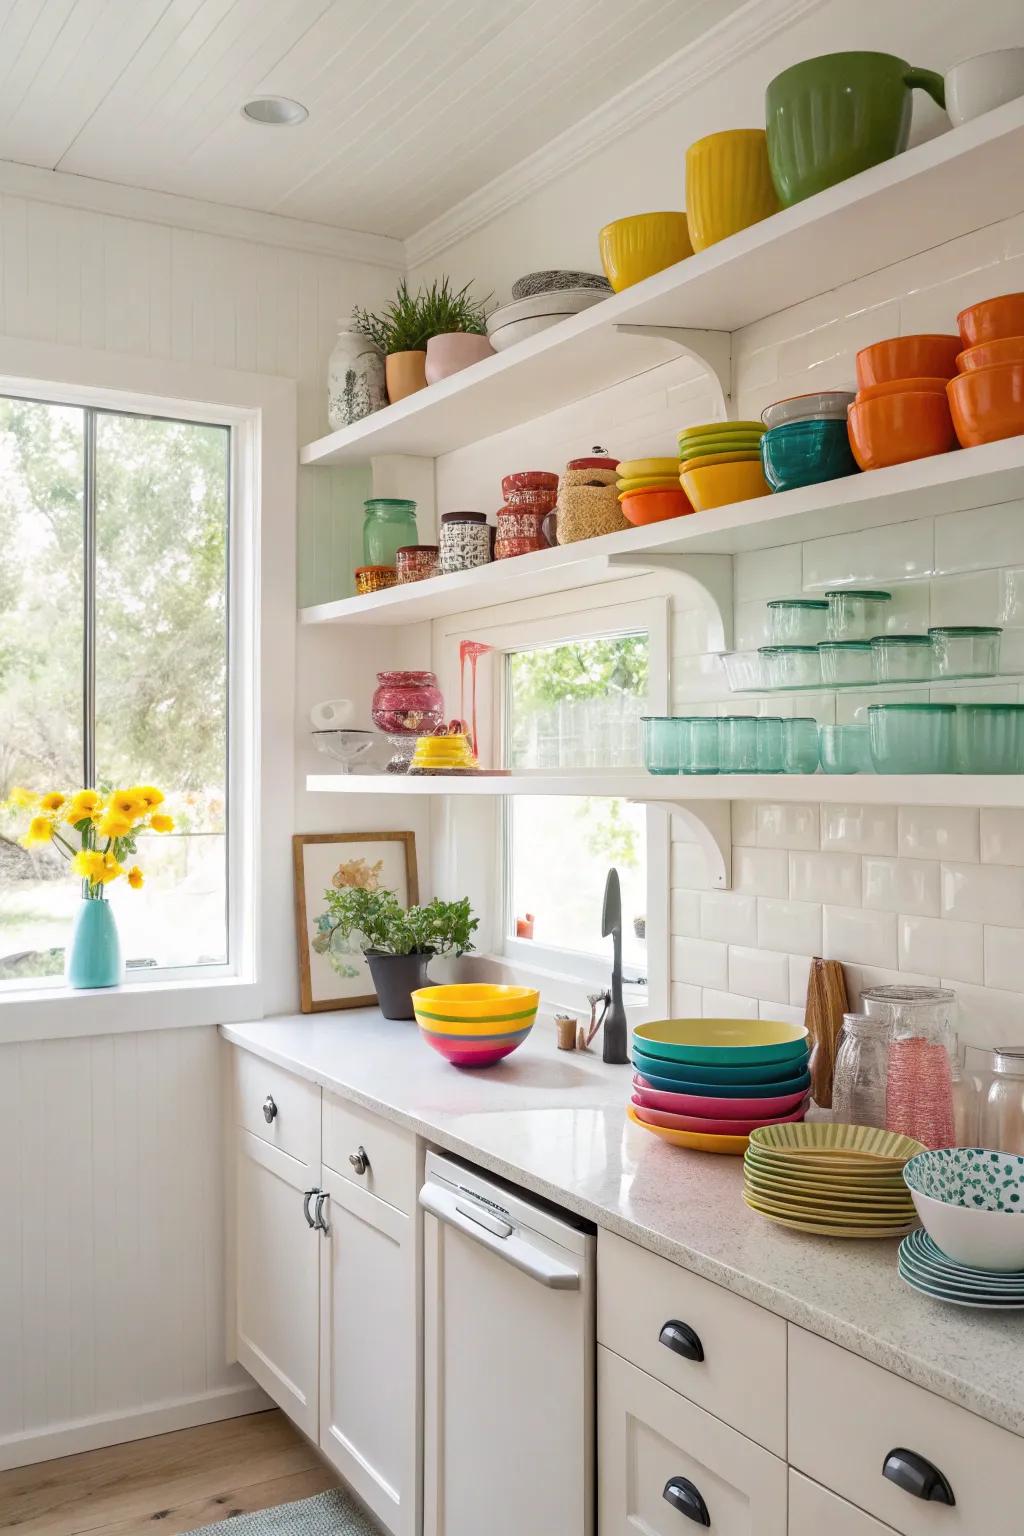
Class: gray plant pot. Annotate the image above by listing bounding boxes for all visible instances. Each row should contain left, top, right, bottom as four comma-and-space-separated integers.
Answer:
365, 950, 434, 1021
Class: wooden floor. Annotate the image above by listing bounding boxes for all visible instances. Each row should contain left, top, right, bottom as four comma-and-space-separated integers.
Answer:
0, 1411, 339, 1536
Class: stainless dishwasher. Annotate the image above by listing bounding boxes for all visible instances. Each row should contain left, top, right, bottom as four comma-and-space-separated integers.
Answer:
419, 1150, 596, 1536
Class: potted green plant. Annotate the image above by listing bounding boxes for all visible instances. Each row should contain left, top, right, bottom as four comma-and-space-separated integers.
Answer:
318, 886, 479, 1019
420, 277, 494, 383
352, 280, 432, 404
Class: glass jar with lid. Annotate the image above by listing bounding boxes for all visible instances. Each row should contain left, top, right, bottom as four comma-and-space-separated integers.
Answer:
831, 1012, 891, 1129
980, 1048, 1024, 1155
362, 498, 419, 568
863, 986, 957, 1149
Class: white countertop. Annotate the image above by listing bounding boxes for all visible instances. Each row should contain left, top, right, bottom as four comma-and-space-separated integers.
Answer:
221, 1011, 1024, 1438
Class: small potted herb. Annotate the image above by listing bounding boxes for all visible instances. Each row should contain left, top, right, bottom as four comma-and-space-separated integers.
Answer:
318, 886, 479, 1019
352, 280, 432, 404
420, 277, 494, 383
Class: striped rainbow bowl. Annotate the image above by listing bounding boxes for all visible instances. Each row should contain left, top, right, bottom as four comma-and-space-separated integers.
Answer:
413, 984, 540, 1068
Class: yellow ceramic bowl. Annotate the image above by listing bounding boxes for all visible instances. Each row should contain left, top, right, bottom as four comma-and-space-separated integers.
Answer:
617, 457, 680, 478
599, 212, 693, 292
680, 459, 771, 511
677, 450, 762, 474
617, 476, 680, 494
412, 983, 540, 1034
677, 420, 764, 438
685, 129, 780, 253
627, 1102, 748, 1155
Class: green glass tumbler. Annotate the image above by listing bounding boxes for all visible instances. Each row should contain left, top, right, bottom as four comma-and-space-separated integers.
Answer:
954, 704, 1024, 774
782, 717, 820, 774
721, 715, 759, 773
681, 716, 720, 775
643, 716, 682, 775
756, 716, 784, 773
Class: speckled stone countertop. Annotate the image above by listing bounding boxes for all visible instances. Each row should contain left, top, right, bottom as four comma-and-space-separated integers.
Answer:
221, 1011, 1024, 1437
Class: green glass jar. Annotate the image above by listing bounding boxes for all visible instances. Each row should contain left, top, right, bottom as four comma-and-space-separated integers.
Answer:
362, 498, 419, 568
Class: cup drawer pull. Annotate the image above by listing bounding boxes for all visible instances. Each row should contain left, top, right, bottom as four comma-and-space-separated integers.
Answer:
659, 1319, 705, 1363
882, 1447, 956, 1505
663, 1477, 711, 1526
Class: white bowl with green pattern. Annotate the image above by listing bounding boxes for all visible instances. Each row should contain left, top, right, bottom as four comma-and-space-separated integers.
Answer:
903, 1148, 1024, 1271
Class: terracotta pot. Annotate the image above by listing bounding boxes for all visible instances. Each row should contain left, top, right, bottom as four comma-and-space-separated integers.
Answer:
425, 332, 494, 384
385, 350, 427, 403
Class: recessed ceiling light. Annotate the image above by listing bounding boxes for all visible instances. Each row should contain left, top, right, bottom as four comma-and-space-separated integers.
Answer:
242, 96, 308, 126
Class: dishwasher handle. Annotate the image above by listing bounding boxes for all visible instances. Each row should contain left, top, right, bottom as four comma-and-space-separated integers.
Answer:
419, 1181, 582, 1290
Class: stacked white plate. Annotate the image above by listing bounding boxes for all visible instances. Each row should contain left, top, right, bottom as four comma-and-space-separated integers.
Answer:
486, 288, 608, 352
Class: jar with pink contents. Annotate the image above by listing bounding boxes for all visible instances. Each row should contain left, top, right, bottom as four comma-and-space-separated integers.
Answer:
862, 986, 957, 1149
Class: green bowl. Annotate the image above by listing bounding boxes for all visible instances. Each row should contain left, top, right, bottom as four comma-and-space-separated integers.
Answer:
632, 1017, 809, 1066
631, 1049, 811, 1084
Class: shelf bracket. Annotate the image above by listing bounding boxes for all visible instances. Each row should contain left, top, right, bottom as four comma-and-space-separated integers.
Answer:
612, 324, 733, 416
628, 798, 732, 890
606, 551, 734, 652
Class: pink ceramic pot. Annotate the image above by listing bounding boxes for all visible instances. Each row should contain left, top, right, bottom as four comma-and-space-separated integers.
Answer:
425, 332, 495, 384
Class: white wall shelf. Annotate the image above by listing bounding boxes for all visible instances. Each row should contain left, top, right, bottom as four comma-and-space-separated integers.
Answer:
300, 99, 1024, 466
300, 436, 1024, 628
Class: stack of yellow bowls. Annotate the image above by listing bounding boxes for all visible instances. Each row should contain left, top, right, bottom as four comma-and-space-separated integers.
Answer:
616, 457, 680, 495
677, 421, 770, 511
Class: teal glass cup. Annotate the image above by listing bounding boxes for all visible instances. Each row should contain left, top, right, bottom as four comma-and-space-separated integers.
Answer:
642, 715, 683, 775
682, 716, 721, 775
954, 704, 1024, 774
782, 717, 820, 773
819, 723, 873, 774
756, 716, 784, 773
720, 715, 759, 773
868, 703, 956, 774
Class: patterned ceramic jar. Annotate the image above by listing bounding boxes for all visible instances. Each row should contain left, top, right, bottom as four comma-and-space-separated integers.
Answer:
501, 470, 559, 512
371, 671, 445, 736
354, 565, 397, 594
439, 512, 491, 574
395, 545, 439, 583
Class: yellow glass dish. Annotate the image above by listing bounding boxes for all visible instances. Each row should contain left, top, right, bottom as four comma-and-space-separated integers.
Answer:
411, 983, 540, 1034
685, 129, 780, 253
616, 457, 680, 478
599, 213, 693, 292
627, 1103, 747, 1155
680, 460, 771, 511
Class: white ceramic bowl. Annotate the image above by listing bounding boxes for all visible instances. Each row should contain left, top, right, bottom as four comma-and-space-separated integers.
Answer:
760, 391, 855, 429
486, 287, 606, 333
904, 1148, 1024, 1272
488, 314, 572, 352
945, 49, 1024, 127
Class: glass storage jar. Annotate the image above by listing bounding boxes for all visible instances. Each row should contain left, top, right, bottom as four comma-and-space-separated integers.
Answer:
721, 649, 766, 692
684, 717, 720, 775
362, 497, 418, 567
870, 634, 933, 683
868, 702, 956, 773
819, 723, 874, 774
826, 588, 892, 641
642, 716, 681, 775
980, 1048, 1024, 1156
439, 511, 491, 574
759, 645, 822, 689
863, 986, 957, 1150
766, 598, 829, 645
756, 716, 784, 773
720, 716, 759, 772
954, 703, 1024, 774
781, 717, 819, 773
929, 625, 1002, 679
831, 1012, 892, 1129
818, 640, 873, 687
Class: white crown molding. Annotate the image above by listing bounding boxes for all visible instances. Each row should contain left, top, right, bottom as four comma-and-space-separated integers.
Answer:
0, 158, 407, 270
406, 0, 827, 269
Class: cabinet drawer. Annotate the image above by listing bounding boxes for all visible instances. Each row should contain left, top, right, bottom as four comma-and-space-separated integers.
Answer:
597, 1230, 787, 1454
231, 1047, 320, 1167
789, 1326, 1021, 1535
789, 1471, 896, 1535
599, 1347, 787, 1536
322, 1093, 418, 1214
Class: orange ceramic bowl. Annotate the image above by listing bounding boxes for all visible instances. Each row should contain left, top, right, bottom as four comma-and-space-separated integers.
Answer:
855, 375, 949, 403
947, 363, 1024, 448
620, 486, 693, 525
957, 336, 1024, 373
855, 334, 961, 389
847, 392, 957, 471
958, 293, 1024, 348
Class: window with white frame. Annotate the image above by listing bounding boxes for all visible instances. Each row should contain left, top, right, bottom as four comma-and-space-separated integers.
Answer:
0, 394, 230, 984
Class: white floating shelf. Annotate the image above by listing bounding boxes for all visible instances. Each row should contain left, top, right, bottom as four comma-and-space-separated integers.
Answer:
300, 437, 1024, 627
301, 99, 1024, 465
306, 772, 1024, 807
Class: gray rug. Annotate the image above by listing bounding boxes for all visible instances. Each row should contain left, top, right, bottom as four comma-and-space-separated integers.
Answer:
195, 1489, 383, 1535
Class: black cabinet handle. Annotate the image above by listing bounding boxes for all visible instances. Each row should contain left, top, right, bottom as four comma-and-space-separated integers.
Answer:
882, 1448, 955, 1505
659, 1319, 705, 1363
663, 1477, 711, 1526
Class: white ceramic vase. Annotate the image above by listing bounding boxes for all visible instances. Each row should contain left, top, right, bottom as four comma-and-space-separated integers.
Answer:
327, 329, 387, 429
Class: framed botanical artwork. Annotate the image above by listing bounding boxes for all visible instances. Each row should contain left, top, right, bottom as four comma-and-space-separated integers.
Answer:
293, 831, 419, 1012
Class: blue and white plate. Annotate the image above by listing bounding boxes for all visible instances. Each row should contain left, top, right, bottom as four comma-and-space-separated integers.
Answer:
898, 1229, 1024, 1308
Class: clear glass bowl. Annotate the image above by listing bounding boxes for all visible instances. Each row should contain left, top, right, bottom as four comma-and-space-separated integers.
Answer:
759, 645, 822, 689
868, 703, 956, 773
819, 723, 874, 773
818, 640, 873, 686
826, 588, 892, 641
929, 625, 1002, 678
766, 598, 829, 644
781, 717, 820, 773
954, 703, 1024, 773
870, 634, 934, 683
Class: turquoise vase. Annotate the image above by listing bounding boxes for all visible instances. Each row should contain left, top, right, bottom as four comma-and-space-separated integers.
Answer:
66, 897, 123, 989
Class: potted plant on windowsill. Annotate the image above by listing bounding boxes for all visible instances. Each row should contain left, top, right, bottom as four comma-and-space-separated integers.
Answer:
317, 886, 479, 1019
419, 277, 494, 384
352, 281, 432, 404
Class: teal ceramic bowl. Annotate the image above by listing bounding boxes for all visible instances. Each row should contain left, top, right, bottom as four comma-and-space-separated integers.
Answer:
633, 1017, 809, 1066
760, 418, 858, 493
631, 1050, 812, 1085
634, 1061, 812, 1098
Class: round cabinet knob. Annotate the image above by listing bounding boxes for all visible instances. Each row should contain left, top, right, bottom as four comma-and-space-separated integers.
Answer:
349, 1146, 369, 1176
262, 1095, 277, 1124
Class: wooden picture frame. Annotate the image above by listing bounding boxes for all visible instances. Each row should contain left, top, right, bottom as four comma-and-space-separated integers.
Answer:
293, 831, 419, 1013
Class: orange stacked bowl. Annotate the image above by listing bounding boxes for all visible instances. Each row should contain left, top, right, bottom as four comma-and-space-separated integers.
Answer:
847, 335, 959, 471
948, 292, 1024, 449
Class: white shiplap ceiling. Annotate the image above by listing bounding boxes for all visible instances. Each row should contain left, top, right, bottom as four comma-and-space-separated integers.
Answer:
0, 0, 750, 240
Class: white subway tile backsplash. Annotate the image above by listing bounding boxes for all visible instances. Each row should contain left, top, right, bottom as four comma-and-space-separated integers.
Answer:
757, 898, 822, 956
670, 888, 702, 938
999, 567, 1024, 625
732, 801, 757, 847
929, 571, 1001, 628
700, 989, 759, 1020
983, 928, 1024, 994
898, 806, 979, 862
671, 982, 703, 1016
756, 802, 819, 850
843, 964, 941, 1009
760, 1001, 805, 1027
882, 582, 931, 635
734, 544, 802, 602
789, 954, 812, 1007
727, 946, 791, 1004
899, 915, 983, 985
820, 804, 897, 856
803, 520, 933, 591
700, 892, 757, 945
672, 936, 729, 990
980, 809, 1024, 866
733, 847, 789, 898
824, 906, 897, 970
862, 856, 941, 917
790, 851, 861, 905
941, 863, 1024, 928
670, 841, 712, 890
733, 599, 772, 651
937, 982, 1024, 1052
935, 501, 1024, 575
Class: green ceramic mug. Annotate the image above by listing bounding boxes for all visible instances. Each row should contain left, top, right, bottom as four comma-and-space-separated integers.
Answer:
766, 51, 946, 207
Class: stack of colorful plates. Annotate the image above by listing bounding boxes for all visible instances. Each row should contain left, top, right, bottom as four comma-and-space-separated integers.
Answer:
616, 456, 681, 495
677, 420, 765, 472
743, 1123, 924, 1237
897, 1229, 1024, 1309
629, 1018, 810, 1155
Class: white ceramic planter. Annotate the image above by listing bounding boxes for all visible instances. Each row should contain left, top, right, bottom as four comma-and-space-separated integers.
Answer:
946, 48, 1024, 127
424, 331, 494, 384
327, 329, 387, 429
